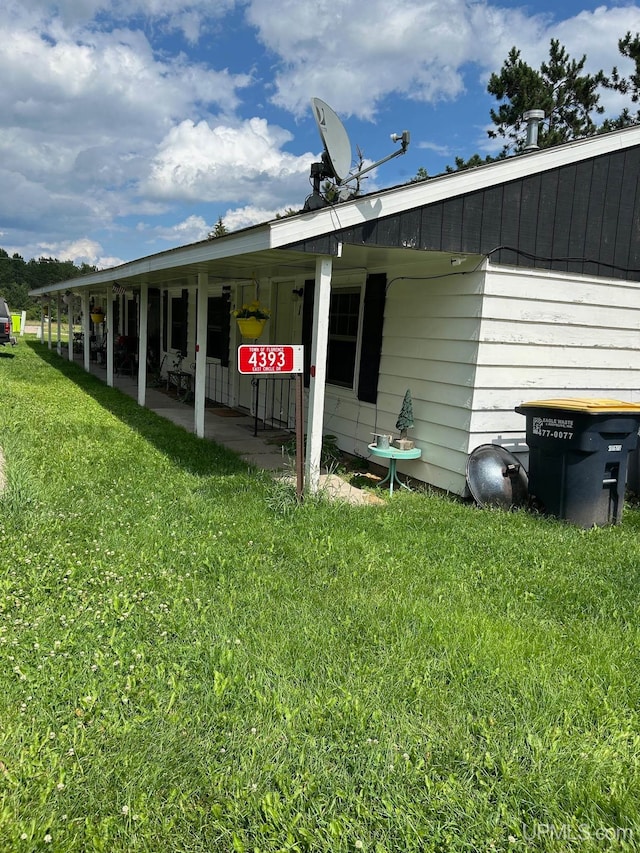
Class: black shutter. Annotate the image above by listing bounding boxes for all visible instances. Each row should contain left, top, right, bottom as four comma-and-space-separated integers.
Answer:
357, 273, 386, 404
301, 278, 315, 387
221, 290, 231, 368
162, 290, 168, 352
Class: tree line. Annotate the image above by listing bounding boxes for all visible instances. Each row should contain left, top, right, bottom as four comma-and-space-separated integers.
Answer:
0, 250, 96, 316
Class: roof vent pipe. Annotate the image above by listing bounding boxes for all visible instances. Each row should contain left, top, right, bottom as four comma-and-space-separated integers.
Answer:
523, 109, 545, 151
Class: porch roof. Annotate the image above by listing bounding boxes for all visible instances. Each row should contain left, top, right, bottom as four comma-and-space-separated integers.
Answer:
29, 237, 462, 299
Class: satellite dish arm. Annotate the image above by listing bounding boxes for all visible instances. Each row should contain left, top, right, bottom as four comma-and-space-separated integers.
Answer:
339, 131, 410, 186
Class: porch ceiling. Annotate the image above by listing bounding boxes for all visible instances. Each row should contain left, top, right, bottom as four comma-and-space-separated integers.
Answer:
112, 244, 467, 292
31, 241, 469, 299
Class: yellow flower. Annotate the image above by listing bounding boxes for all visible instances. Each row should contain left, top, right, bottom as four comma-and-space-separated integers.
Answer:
232, 300, 271, 319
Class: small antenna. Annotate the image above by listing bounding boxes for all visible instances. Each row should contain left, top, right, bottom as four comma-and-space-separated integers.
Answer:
304, 98, 410, 210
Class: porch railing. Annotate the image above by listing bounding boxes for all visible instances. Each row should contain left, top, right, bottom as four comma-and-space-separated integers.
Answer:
251, 377, 296, 436
206, 362, 233, 407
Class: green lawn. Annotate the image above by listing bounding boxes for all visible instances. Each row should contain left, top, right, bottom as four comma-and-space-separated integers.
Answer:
1, 342, 639, 852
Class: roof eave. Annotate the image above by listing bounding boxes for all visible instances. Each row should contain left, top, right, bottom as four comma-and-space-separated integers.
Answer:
29, 124, 640, 297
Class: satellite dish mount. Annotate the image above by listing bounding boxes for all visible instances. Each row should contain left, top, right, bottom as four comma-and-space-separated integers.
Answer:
304, 97, 410, 211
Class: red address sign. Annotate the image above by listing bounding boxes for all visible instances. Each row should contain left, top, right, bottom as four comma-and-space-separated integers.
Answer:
238, 344, 304, 374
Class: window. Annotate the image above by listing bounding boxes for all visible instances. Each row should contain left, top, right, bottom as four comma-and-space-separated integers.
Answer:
302, 273, 386, 402
327, 288, 361, 388
206, 295, 230, 363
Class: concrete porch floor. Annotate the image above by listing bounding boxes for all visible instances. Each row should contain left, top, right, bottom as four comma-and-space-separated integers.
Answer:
85, 359, 382, 506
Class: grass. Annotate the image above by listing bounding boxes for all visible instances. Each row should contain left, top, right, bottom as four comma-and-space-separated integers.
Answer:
1, 342, 640, 852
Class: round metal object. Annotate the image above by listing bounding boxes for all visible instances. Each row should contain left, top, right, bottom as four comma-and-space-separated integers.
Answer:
466, 444, 529, 509
311, 97, 352, 182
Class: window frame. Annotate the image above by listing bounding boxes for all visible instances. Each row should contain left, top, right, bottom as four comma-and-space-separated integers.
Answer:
326, 284, 364, 391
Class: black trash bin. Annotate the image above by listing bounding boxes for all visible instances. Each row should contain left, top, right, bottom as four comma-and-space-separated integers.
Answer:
515, 398, 640, 527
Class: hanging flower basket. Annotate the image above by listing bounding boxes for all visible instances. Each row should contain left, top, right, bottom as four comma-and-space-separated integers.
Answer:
236, 317, 267, 339
90, 312, 105, 324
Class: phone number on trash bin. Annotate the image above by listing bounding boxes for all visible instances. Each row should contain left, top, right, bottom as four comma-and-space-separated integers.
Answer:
534, 428, 574, 439
532, 417, 574, 439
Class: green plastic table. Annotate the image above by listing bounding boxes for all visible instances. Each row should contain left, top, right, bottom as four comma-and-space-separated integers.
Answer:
368, 443, 422, 495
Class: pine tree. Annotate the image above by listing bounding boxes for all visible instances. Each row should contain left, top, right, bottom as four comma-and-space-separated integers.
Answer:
487, 39, 606, 154
602, 31, 640, 129
208, 216, 228, 239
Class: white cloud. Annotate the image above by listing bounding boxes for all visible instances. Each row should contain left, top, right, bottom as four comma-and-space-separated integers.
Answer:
144, 117, 315, 207
0, 25, 248, 135
30, 236, 114, 267
417, 140, 452, 156
223, 205, 282, 230
7, 0, 239, 40
245, 0, 549, 118
140, 214, 211, 245
245, 0, 640, 123
0, 9, 253, 257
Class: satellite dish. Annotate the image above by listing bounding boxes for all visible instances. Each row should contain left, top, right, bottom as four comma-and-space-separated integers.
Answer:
311, 97, 352, 182
466, 445, 529, 510
304, 97, 411, 211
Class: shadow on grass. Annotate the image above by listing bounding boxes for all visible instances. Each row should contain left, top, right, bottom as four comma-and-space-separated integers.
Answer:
28, 341, 248, 478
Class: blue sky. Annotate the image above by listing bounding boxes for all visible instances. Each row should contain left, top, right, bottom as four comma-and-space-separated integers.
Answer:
1, 0, 639, 267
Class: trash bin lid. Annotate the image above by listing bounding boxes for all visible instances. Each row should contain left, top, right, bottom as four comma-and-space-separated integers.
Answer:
516, 397, 640, 414
466, 445, 528, 509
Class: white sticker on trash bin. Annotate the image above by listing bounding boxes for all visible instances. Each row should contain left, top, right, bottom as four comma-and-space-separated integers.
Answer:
532, 416, 574, 439
608, 444, 622, 452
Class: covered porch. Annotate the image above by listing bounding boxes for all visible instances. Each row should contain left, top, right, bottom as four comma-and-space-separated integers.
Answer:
32, 235, 455, 494
33, 331, 380, 504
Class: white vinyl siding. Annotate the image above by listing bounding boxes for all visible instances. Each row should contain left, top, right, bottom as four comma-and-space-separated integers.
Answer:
468, 264, 640, 461
323, 260, 640, 496
321, 263, 485, 495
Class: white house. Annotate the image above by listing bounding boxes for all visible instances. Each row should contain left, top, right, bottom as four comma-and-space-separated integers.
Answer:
31, 123, 640, 495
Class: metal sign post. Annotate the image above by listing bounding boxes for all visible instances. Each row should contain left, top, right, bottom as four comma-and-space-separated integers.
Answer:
238, 345, 305, 500
294, 373, 304, 502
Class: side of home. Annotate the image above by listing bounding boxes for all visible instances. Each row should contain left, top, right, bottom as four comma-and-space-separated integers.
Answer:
30, 124, 640, 496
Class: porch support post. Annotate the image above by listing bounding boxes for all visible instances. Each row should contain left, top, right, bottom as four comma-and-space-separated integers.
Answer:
68, 297, 74, 362
47, 298, 52, 349
137, 282, 149, 406
82, 292, 90, 371
56, 293, 61, 355
106, 291, 114, 387
305, 255, 333, 493
195, 272, 208, 438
